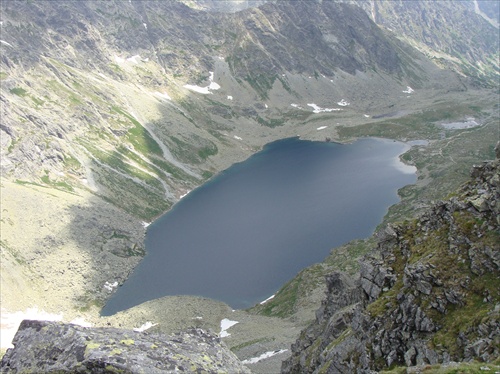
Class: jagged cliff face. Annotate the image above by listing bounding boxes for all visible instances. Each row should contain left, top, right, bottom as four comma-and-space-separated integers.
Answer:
352, 0, 499, 86
282, 147, 500, 373
189, 0, 500, 85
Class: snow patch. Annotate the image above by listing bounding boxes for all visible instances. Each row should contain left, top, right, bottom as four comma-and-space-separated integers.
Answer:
227, 95, 233, 100
307, 103, 341, 114
219, 318, 238, 338
402, 86, 414, 94
180, 190, 191, 199
103, 281, 118, 292
364, 114, 370, 118
242, 349, 288, 364
233, 135, 242, 140
1, 308, 63, 349
441, 119, 480, 129
142, 221, 150, 228
259, 294, 275, 304
184, 71, 221, 95
0, 40, 13, 47
291, 103, 300, 108
183, 84, 211, 94
208, 72, 220, 90
114, 55, 125, 63
143, 23, 147, 30
127, 55, 141, 64
316, 126, 328, 131
133, 321, 157, 332
70, 317, 92, 328
337, 99, 350, 106
154, 91, 172, 101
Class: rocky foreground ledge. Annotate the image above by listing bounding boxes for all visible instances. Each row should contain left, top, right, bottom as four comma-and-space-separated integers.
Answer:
0, 320, 250, 373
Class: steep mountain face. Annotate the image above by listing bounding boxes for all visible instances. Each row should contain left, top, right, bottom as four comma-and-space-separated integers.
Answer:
227, 0, 405, 79
181, 0, 269, 13
0, 1, 498, 370
475, 0, 500, 26
0, 0, 441, 212
282, 146, 499, 373
190, 0, 500, 85
0, 0, 470, 317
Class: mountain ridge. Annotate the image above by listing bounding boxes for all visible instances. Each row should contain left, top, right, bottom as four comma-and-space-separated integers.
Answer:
0, 1, 498, 371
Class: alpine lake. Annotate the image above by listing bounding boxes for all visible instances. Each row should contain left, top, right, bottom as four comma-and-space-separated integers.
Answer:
101, 137, 416, 315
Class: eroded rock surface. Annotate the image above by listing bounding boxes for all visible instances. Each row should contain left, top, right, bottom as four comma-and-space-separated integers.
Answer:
0, 320, 250, 373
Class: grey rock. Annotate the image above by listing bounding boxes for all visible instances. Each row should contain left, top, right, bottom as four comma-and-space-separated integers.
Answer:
404, 346, 416, 366
0, 320, 250, 374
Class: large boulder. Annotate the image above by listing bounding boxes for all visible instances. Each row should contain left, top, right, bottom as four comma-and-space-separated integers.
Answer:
1, 320, 250, 373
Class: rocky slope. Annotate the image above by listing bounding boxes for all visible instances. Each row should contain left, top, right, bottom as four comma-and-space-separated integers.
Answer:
1, 0, 475, 320
0, 320, 250, 373
0, 1, 499, 371
188, 0, 499, 86
282, 145, 500, 373
347, 0, 499, 86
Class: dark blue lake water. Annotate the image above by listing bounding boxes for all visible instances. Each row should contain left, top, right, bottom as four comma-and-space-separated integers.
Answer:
101, 137, 416, 315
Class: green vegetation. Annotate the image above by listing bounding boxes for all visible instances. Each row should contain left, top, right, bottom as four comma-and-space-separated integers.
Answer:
244, 74, 277, 100
256, 116, 285, 128
63, 154, 82, 171
168, 135, 218, 164
323, 239, 374, 275
230, 337, 271, 352
77, 292, 105, 313
383, 120, 497, 225
46, 79, 82, 107
366, 280, 403, 318
14, 179, 45, 188
110, 106, 163, 156
251, 239, 373, 318
30, 96, 44, 107
9, 87, 28, 96
381, 359, 500, 374
369, 208, 499, 357
197, 144, 218, 159
251, 272, 303, 318
338, 103, 484, 141
40, 173, 74, 192
0, 239, 26, 265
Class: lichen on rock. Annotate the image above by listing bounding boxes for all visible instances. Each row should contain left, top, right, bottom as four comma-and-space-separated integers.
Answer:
0, 320, 251, 373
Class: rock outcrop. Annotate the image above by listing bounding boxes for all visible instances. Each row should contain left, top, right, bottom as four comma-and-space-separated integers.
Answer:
282, 144, 500, 373
0, 320, 250, 373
